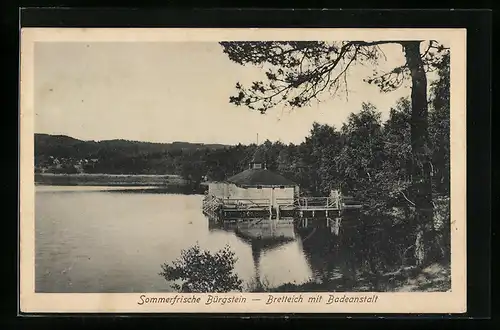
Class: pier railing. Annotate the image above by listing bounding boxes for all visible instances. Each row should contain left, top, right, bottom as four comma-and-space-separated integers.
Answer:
275, 198, 296, 208
202, 194, 223, 217
203, 190, 362, 237
221, 198, 271, 210
203, 191, 361, 216
296, 196, 340, 210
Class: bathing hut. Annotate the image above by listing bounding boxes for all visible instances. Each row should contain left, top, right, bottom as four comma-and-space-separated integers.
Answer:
202, 146, 363, 239
206, 147, 299, 214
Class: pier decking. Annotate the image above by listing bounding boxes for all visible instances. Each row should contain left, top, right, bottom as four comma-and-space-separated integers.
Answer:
202, 190, 362, 221
202, 150, 362, 239
202, 190, 362, 239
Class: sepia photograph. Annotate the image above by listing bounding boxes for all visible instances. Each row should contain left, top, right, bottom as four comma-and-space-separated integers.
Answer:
20, 28, 466, 313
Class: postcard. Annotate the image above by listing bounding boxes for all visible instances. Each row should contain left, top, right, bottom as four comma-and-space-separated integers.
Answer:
20, 27, 466, 313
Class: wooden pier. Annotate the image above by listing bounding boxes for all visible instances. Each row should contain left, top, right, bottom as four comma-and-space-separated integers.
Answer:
202, 190, 362, 236
203, 190, 361, 219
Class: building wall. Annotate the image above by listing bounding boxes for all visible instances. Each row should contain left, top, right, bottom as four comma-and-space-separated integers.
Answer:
208, 182, 227, 197
208, 182, 295, 207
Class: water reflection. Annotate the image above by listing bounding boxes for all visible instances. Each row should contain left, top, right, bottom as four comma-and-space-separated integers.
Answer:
207, 218, 340, 291
208, 220, 296, 290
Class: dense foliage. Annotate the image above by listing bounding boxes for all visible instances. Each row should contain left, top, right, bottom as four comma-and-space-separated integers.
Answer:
159, 244, 243, 292
221, 40, 449, 267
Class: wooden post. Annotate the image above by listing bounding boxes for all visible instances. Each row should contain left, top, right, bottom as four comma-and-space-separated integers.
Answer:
270, 188, 274, 217
269, 188, 274, 233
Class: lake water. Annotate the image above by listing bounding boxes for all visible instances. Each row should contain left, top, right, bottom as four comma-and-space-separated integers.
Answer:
35, 186, 340, 293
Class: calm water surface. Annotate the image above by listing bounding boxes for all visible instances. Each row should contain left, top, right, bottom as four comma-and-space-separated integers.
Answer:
35, 186, 332, 293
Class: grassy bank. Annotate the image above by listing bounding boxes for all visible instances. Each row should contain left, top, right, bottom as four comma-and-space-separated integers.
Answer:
35, 173, 187, 187
251, 262, 451, 293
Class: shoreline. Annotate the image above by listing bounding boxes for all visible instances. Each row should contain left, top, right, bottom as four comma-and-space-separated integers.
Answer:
253, 262, 451, 293
34, 173, 188, 187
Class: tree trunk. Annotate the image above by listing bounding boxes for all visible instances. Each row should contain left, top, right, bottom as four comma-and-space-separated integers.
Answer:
402, 41, 439, 266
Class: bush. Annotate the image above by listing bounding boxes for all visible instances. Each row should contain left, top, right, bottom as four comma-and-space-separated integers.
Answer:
160, 244, 244, 293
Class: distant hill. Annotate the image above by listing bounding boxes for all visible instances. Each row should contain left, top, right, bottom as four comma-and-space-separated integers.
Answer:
34, 133, 229, 159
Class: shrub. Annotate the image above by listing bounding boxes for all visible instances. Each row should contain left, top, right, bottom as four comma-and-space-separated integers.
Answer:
160, 243, 243, 293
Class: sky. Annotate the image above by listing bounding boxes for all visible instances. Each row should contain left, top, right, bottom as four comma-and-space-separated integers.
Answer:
34, 41, 420, 145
